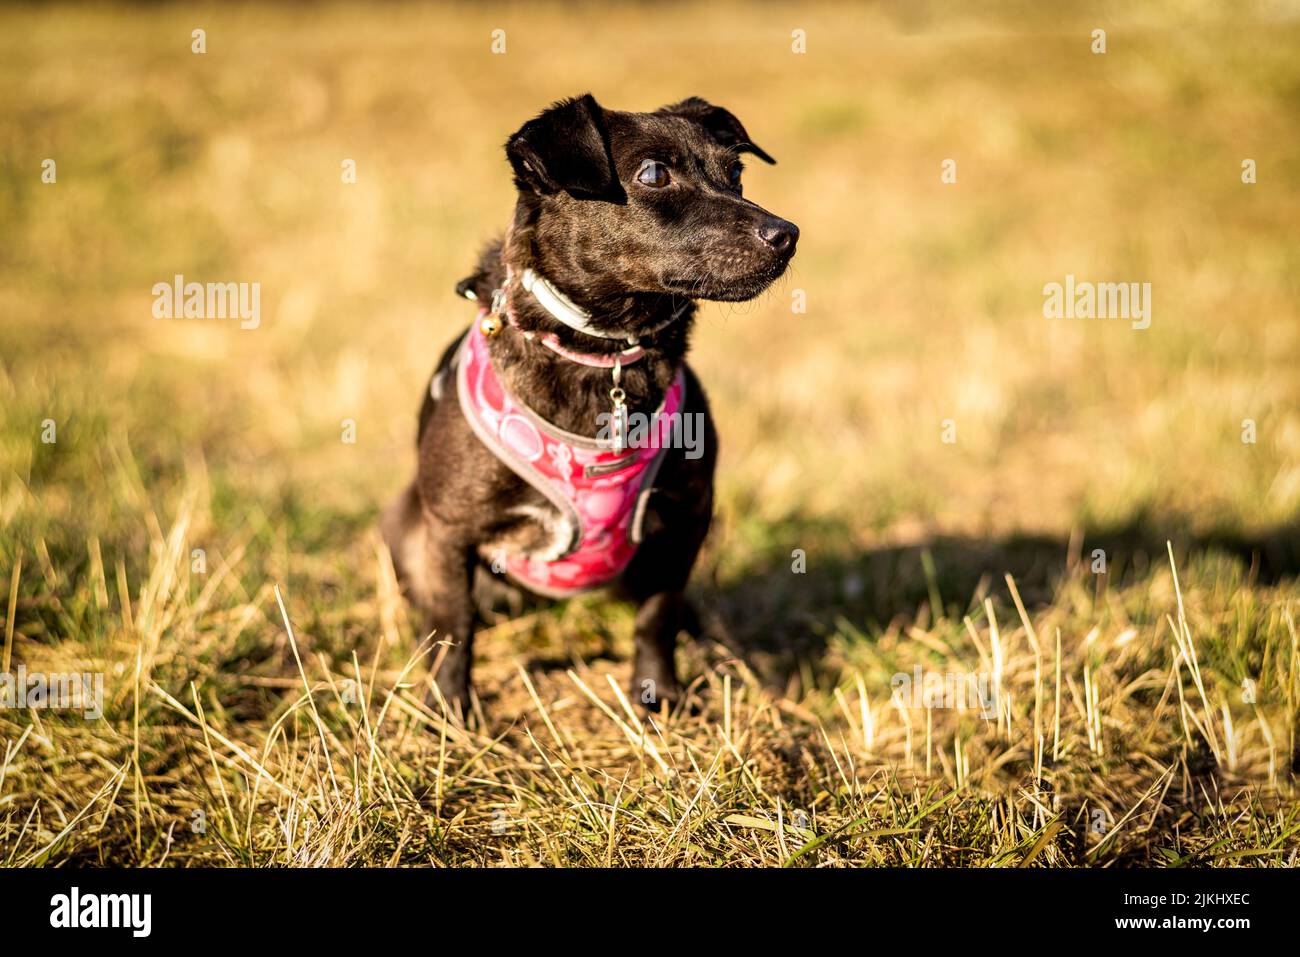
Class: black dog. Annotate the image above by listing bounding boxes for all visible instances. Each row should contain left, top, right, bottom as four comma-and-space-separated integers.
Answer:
383, 93, 798, 716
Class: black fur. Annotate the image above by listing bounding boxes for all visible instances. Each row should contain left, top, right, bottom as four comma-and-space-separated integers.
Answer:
383, 93, 798, 717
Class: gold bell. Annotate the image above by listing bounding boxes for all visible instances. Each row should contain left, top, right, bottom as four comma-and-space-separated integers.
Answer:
480, 313, 503, 337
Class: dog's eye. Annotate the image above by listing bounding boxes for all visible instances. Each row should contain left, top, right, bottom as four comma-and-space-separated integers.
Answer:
636, 160, 671, 188
728, 162, 743, 188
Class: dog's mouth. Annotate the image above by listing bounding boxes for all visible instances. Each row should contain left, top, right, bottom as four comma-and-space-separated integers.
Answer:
662, 259, 791, 302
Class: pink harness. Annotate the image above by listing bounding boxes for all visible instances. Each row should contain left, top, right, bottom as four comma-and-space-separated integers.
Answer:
453, 315, 685, 598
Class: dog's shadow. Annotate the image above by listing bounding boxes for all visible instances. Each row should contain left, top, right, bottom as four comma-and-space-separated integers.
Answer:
696, 513, 1300, 691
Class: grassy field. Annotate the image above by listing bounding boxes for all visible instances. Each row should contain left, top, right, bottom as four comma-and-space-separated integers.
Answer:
2, 1, 1299, 866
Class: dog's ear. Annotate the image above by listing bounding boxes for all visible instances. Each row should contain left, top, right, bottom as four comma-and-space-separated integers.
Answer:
505, 94, 623, 200
455, 270, 489, 303
659, 96, 776, 164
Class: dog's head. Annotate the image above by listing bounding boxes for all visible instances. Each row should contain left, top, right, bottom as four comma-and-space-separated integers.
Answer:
505, 93, 798, 304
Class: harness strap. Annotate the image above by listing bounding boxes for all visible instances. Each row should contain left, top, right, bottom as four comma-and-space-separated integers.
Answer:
447, 319, 686, 597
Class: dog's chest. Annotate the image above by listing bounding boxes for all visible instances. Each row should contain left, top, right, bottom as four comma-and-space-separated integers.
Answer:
456, 319, 688, 596
480, 499, 573, 567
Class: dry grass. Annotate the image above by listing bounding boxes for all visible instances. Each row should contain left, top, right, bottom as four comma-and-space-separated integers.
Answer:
1, 1, 1299, 866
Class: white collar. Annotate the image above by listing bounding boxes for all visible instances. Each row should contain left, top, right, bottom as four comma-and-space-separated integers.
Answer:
518, 268, 688, 346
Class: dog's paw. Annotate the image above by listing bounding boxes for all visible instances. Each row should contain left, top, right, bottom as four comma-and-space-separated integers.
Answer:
426, 677, 473, 723
629, 674, 683, 714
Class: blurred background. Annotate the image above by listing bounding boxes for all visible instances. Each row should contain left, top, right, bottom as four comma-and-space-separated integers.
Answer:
4, 2, 1298, 567
2, 0, 1300, 553
1, 1, 1299, 866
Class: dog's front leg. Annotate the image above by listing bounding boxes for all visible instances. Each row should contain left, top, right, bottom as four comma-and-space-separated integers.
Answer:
419, 536, 477, 717
630, 591, 696, 711
383, 488, 478, 716
623, 417, 715, 712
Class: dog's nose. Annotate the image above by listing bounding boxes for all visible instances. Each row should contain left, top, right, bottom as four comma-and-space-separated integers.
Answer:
758, 218, 799, 256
